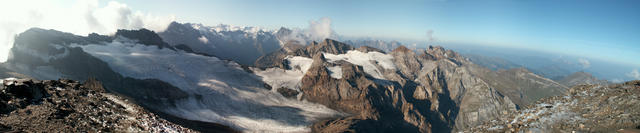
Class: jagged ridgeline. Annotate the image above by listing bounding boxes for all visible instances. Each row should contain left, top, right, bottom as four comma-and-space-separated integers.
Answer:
252, 38, 574, 132
1, 27, 629, 132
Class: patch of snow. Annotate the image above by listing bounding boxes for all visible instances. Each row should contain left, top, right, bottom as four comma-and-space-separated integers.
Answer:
287, 56, 314, 74
326, 66, 342, 79
323, 50, 396, 79
76, 40, 343, 132
104, 93, 137, 114
252, 56, 312, 91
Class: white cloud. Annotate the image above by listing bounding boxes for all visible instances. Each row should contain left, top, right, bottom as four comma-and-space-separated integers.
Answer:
627, 69, 640, 80
277, 17, 337, 45
198, 36, 208, 44
0, 0, 175, 62
426, 29, 435, 42
306, 17, 333, 41
578, 58, 591, 69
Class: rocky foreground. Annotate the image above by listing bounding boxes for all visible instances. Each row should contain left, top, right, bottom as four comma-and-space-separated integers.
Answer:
468, 80, 640, 133
0, 78, 195, 132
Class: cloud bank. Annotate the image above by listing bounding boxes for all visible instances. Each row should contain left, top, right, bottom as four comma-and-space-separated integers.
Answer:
0, 0, 175, 62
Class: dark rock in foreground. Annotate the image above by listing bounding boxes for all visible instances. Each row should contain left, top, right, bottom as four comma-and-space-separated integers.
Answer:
0, 78, 196, 132
468, 80, 640, 132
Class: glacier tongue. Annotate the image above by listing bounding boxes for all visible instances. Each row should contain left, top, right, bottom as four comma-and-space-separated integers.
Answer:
75, 39, 342, 132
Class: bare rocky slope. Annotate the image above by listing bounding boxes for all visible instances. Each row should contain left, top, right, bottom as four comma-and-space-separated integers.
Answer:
468, 67, 570, 106
558, 71, 609, 87
0, 78, 198, 132
468, 80, 640, 132
1, 28, 239, 132
254, 39, 569, 132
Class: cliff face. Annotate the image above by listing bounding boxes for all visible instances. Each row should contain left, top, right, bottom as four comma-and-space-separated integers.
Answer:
468, 80, 640, 133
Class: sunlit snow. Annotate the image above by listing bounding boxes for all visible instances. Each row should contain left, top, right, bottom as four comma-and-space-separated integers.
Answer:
252, 56, 313, 92
75, 38, 342, 132
323, 50, 396, 79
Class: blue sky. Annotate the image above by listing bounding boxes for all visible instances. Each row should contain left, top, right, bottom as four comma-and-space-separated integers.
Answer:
117, 0, 640, 66
6, 0, 636, 67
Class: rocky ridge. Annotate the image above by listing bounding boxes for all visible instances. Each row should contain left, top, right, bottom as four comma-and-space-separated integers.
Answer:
0, 78, 195, 132
558, 71, 609, 87
254, 40, 531, 132
468, 80, 640, 132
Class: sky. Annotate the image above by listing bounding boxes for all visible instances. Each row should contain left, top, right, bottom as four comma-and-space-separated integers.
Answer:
120, 0, 640, 64
0, 0, 638, 68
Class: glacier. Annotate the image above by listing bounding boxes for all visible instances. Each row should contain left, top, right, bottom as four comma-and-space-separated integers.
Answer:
74, 38, 343, 132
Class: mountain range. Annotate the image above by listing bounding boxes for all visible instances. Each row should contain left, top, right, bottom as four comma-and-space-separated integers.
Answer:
0, 23, 636, 132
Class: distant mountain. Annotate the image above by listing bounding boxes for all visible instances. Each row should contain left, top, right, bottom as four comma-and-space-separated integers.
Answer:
463, 54, 523, 71
158, 22, 282, 65
342, 40, 403, 52
557, 71, 609, 87
445, 43, 636, 82
468, 67, 569, 106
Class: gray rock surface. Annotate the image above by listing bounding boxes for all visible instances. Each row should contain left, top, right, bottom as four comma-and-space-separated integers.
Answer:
0, 78, 206, 132
275, 42, 525, 132
468, 80, 640, 133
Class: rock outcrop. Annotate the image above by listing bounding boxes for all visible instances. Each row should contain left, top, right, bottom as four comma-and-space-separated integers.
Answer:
0, 78, 203, 132
468, 80, 640, 132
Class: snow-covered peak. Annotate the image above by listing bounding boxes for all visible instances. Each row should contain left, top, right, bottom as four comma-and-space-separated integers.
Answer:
188, 23, 271, 35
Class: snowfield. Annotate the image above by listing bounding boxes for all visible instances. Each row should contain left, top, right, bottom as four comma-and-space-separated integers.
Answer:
251, 56, 312, 92
323, 50, 396, 79
75, 38, 343, 132
326, 66, 343, 79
